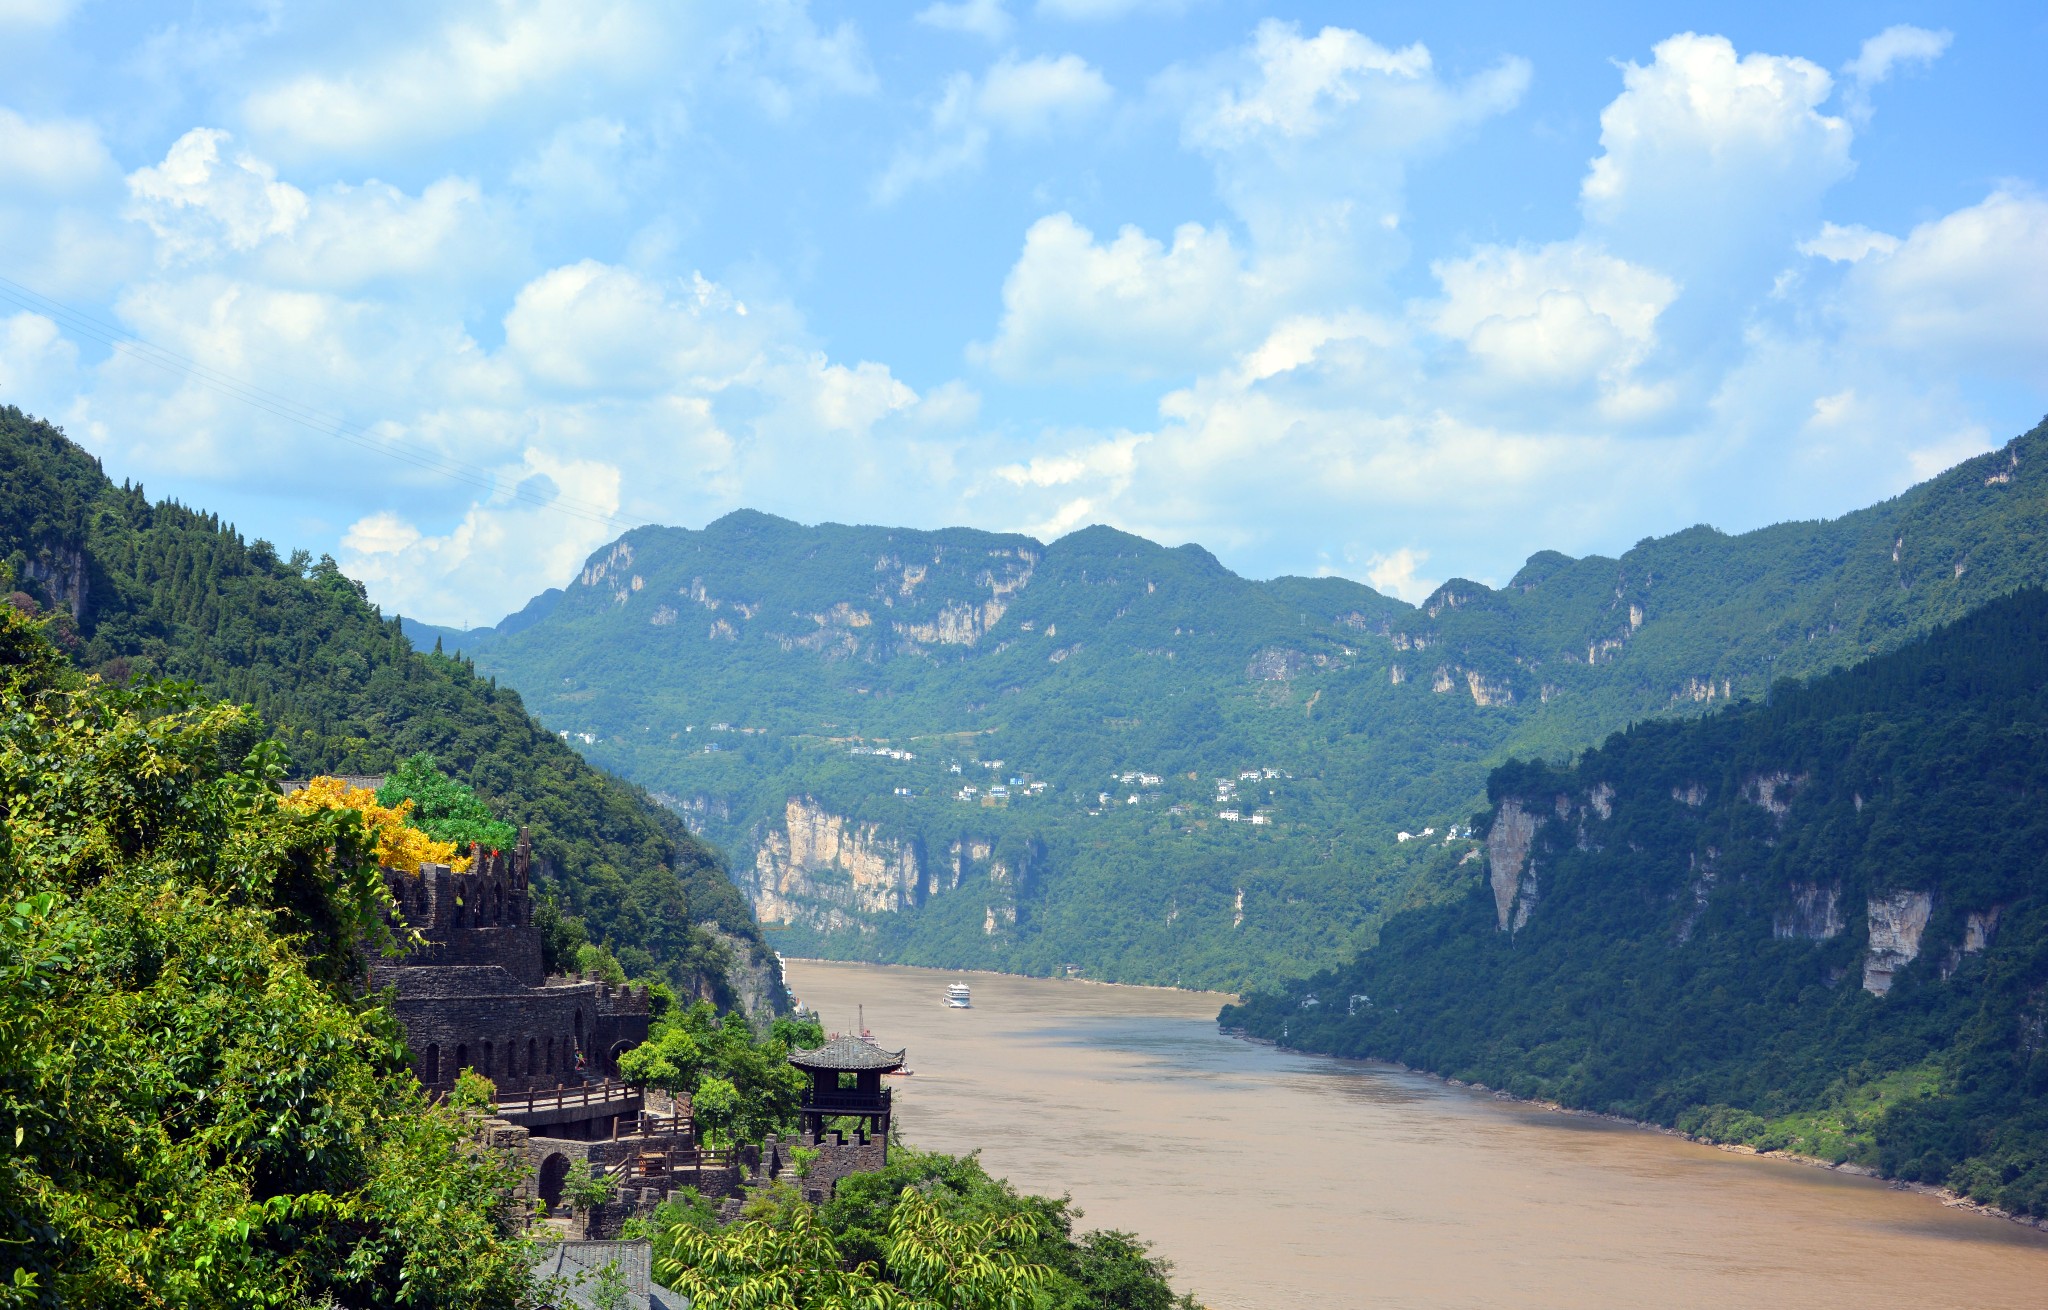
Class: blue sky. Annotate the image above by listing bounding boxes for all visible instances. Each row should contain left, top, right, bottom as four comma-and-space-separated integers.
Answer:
0, 1, 2042, 625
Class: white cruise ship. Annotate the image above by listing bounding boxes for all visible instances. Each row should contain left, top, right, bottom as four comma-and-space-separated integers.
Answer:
946, 981, 972, 1008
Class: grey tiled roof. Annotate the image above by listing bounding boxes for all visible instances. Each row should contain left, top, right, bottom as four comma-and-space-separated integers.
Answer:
787, 1034, 906, 1071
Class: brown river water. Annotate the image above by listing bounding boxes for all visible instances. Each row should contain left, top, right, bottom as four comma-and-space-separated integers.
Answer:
783, 959, 2048, 1310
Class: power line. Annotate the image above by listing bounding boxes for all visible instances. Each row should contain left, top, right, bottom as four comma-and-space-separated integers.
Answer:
0, 273, 645, 534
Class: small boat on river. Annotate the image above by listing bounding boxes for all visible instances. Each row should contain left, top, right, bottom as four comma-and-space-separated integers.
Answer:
946, 981, 972, 1008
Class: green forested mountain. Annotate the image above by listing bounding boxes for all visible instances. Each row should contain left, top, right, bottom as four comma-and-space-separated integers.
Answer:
0, 407, 776, 1009
434, 419, 2048, 992
1225, 588, 2048, 1218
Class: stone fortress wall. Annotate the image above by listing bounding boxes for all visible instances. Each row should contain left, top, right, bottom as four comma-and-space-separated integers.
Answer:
370, 832, 650, 1096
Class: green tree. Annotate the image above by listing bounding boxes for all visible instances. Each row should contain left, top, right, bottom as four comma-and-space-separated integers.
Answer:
377, 751, 520, 851
0, 593, 533, 1307
618, 1000, 811, 1145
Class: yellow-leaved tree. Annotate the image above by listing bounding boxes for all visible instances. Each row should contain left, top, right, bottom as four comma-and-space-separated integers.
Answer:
282, 775, 471, 872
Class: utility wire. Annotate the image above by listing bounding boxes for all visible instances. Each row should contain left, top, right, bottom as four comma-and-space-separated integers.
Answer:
0, 273, 644, 534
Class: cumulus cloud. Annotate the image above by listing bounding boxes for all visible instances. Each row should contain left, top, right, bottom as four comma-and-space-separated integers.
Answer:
1582, 33, 1851, 277
1180, 21, 1528, 278
340, 447, 624, 623
1426, 241, 1678, 411
125, 128, 512, 287
1841, 25, 1950, 121
915, 0, 1011, 42
0, 108, 113, 191
0, 311, 81, 413
1842, 190, 2048, 382
874, 53, 1111, 201
1359, 547, 1431, 602
1798, 221, 1899, 263
974, 214, 1264, 380
242, 1, 873, 154
244, 0, 660, 154
126, 129, 309, 261
503, 262, 765, 392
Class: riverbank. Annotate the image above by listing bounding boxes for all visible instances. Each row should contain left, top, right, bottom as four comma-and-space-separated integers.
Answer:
793, 958, 2048, 1310
1224, 1027, 2048, 1235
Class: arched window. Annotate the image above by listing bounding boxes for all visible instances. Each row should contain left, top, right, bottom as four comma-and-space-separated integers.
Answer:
505, 1041, 517, 1078
455, 1043, 468, 1073
528, 1037, 538, 1076
423, 1043, 440, 1084
482, 1041, 494, 1074
574, 1010, 584, 1038
546, 1037, 555, 1073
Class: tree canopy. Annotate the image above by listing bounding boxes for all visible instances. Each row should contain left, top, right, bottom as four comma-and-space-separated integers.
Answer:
0, 587, 533, 1306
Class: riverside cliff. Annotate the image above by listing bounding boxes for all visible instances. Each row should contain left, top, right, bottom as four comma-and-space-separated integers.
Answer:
1226, 587, 2048, 1221
426, 418, 2048, 992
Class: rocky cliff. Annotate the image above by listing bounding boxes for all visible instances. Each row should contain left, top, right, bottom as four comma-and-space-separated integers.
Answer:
745, 797, 1019, 939
1227, 586, 2048, 1221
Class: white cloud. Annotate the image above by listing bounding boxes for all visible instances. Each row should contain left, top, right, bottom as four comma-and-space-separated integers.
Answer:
0, 311, 80, 413
1582, 33, 1851, 275
0, 107, 112, 191
978, 52, 1112, 134
503, 261, 765, 392
1179, 21, 1528, 278
243, 0, 660, 154
1843, 190, 2048, 381
1427, 241, 1678, 400
126, 129, 309, 262
0, 0, 74, 26
1036, 0, 1183, 18
1798, 221, 1899, 263
1360, 547, 1431, 602
718, 1, 879, 118
1842, 25, 1950, 121
511, 118, 635, 213
915, 0, 1011, 42
125, 128, 512, 287
340, 448, 624, 623
974, 213, 1262, 380
875, 53, 1111, 201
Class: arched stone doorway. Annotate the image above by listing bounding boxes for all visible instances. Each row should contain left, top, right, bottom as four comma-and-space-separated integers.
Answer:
422, 1043, 440, 1085
606, 1040, 633, 1077
538, 1153, 571, 1213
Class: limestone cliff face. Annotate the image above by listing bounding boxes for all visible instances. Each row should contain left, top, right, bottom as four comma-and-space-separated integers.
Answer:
1773, 882, 1845, 941
21, 545, 88, 621
751, 798, 925, 931
1486, 800, 1542, 933
1864, 890, 1934, 995
746, 798, 1018, 935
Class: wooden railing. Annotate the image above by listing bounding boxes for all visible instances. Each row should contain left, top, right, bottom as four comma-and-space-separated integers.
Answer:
495, 1080, 641, 1120
612, 1147, 737, 1183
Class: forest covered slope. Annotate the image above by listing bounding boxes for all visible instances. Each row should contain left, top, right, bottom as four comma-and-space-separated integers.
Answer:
434, 419, 2048, 991
0, 406, 778, 1010
1226, 588, 2048, 1218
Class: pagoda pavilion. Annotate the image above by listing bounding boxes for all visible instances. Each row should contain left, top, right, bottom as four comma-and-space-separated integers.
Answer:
787, 1034, 905, 1156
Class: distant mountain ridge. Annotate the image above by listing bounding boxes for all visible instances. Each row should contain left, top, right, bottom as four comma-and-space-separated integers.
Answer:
435, 416, 2048, 991
0, 406, 780, 1013
1225, 586, 2048, 1221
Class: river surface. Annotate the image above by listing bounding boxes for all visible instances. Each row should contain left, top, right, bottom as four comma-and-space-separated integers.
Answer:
783, 959, 2048, 1310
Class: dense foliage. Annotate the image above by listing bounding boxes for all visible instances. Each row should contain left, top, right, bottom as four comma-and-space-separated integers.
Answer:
0, 593, 533, 1306
645, 1149, 1199, 1309
618, 1002, 823, 1145
376, 753, 520, 853
433, 419, 2048, 991
1226, 588, 2048, 1217
0, 407, 773, 1008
